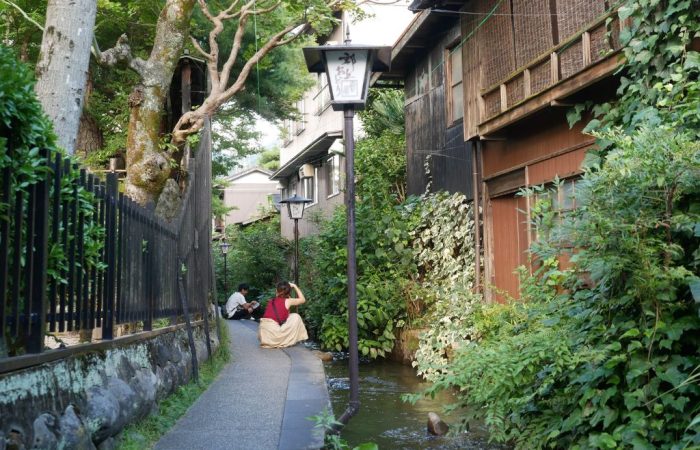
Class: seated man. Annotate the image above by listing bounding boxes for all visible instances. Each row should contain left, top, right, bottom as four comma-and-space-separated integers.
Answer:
224, 283, 262, 321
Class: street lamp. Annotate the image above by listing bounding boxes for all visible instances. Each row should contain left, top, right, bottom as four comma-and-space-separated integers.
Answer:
219, 239, 230, 294
303, 37, 390, 426
279, 194, 312, 285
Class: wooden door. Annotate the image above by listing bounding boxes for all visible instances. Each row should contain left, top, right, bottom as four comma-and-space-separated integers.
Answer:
490, 194, 529, 302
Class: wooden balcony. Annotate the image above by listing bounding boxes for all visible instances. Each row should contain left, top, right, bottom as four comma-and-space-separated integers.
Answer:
476, 9, 624, 138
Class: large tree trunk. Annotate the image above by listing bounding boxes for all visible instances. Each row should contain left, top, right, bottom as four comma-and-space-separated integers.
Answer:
125, 0, 195, 207
76, 72, 104, 158
35, 0, 97, 155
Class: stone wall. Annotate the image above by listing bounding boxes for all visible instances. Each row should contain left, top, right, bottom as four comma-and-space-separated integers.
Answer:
0, 322, 219, 450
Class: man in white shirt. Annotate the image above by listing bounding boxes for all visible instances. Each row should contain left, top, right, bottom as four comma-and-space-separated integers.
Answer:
224, 283, 261, 321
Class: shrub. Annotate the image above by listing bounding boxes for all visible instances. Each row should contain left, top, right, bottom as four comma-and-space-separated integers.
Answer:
410, 126, 700, 449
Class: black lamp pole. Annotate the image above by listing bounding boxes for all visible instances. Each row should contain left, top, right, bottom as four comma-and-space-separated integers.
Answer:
280, 194, 311, 287
302, 39, 391, 428
339, 105, 360, 423
293, 218, 300, 285
220, 240, 230, 294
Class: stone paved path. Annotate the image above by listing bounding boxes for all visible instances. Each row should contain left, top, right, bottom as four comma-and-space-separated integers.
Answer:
154, 320, 329, 450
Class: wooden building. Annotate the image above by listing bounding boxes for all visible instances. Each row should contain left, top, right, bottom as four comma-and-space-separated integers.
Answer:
383, 0, 623, 301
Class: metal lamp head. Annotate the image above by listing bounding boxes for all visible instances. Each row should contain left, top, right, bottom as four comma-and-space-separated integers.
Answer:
280, 194, 312, 220
220, 240, 231, 255
303, 43, 391, 111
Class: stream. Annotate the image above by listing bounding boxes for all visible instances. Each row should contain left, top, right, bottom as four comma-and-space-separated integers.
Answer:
324, 356, 502, 449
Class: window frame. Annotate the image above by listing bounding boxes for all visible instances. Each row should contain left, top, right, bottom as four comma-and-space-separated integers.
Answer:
326, 154, 341, 198
314, 73, 331, 115
302, 167, 318, 206
295, 99, 306, 135
445, 43, 464, 124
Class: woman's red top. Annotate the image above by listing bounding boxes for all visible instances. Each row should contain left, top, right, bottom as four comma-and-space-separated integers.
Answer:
263, 297, 289, 324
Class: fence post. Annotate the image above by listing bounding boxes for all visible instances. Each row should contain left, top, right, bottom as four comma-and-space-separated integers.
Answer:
143, 228, 152, 332
178, 263, 199, 382
26, 148, 50, 354
102, 173, 118, 340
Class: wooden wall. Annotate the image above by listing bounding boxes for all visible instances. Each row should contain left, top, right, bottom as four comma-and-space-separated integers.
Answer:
482, 114, 592, 178
404, 20, 474, 199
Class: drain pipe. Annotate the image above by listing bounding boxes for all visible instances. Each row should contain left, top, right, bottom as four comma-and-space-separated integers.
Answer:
336, 107, 360, 428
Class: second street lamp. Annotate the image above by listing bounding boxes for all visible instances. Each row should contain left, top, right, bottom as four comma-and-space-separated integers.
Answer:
303, 37, 391, 426
280, 194, 312, 285
220, 238, 231, 295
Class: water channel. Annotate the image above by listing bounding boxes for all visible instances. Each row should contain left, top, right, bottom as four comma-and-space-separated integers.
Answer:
324, 356, 503, 449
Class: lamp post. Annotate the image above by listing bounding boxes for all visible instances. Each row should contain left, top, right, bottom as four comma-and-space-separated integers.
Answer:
303, 37, 390, 426
220, 239, 230, 294
279, 194, 312, 285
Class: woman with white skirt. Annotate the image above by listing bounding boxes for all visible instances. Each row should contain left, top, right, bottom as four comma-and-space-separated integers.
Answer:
258, 281, 308, 348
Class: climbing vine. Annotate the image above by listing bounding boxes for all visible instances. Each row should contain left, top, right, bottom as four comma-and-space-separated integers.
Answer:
410, 1, 700, 448
568, 0, 700, 138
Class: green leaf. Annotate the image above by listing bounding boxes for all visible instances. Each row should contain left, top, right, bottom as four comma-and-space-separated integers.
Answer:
683, 51, 700, 70
618, 5, 634, 20
582, 119, 601, 133
620, 328, 640, 339
353, 444, 379, 450
690, 278, 700, 303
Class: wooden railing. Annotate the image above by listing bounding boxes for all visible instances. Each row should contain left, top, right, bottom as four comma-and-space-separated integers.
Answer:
479, 9, 622, 122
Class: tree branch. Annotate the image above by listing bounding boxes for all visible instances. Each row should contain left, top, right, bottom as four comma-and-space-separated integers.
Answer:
223, 20, 299, 99
190, 36, 213, 61
219, 1, 253, 88
274, 23, 308, 47
1, 0, 44, 31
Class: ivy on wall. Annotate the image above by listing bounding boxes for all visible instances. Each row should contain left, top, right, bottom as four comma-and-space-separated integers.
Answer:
408, 1, 700, 448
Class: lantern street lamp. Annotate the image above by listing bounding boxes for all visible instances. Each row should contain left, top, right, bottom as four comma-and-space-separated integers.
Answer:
303, 37, 390, 426
219, 239, 231, 294
279, 194, 312, 285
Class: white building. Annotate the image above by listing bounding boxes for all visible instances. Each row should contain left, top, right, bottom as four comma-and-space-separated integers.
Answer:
220, 167, 279, 228
271, 3, 413, 240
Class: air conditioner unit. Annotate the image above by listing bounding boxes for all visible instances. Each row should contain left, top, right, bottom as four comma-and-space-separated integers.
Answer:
299, 163, 314, 179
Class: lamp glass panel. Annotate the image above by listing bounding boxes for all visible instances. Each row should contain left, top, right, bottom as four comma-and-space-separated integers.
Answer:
289, 202, 305, 219
325, 49, 369, 102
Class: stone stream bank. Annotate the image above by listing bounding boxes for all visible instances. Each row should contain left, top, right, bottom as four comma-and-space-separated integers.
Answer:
0, 322, 218, 450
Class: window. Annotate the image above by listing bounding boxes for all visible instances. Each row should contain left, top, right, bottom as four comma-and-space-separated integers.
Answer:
326, 154, 340, 197
282, 119, 293, 146
302, 169, 317, 204
531, 178, 577, 246
446, 45, 463, 123
295, 99, 306, 135
315, 73, 331, 114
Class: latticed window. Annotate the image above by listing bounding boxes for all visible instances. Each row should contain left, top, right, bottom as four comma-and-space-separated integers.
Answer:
446, 44, 463, 123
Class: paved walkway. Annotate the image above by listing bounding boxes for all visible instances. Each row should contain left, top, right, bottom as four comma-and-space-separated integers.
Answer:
154, 320, 329, 450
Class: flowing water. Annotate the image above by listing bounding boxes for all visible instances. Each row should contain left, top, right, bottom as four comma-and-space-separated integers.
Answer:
324, 356, 502, 449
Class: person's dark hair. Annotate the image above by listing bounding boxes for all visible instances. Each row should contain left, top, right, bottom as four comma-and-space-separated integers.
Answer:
238, 283, 249, 292
275, 281, 291, 298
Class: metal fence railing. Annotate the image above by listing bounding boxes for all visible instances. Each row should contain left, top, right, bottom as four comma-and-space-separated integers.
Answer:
0, 121, 213, 358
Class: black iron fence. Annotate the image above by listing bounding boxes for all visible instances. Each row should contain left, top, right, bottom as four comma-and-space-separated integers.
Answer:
0, 122, 213, 358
